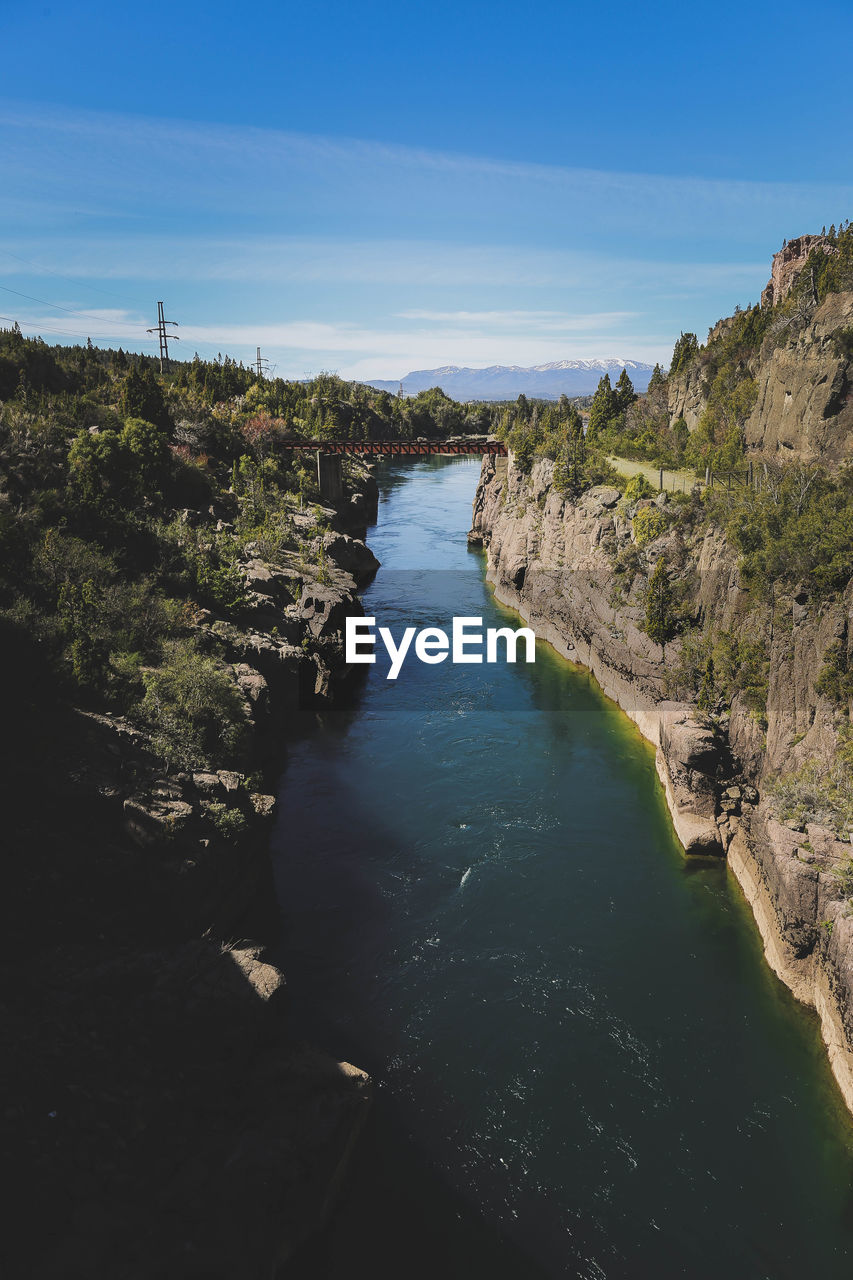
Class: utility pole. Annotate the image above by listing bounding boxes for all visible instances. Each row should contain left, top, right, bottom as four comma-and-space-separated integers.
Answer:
147, 302, 179, 372
255, 346, 270, 379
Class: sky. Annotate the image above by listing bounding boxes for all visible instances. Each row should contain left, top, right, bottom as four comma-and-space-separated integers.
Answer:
1, 0, 852, 380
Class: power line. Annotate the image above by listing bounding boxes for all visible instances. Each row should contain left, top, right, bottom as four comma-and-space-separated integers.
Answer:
1, 313, 157, 343
0, 248, 138, 303
0, 282, 151, 331
255, 345, 270, 378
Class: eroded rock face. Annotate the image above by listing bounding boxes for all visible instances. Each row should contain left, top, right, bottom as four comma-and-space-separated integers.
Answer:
471, 450, 853, 1110
667, 285, 853, 463
760, 234, 836, 309
746, 290, 853, 463
298, 582, 363, 640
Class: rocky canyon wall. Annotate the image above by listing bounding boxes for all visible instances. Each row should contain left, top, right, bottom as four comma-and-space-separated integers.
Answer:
470, 452, 853, 1114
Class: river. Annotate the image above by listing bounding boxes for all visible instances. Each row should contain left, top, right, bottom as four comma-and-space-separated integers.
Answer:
271, 457, 853, 1279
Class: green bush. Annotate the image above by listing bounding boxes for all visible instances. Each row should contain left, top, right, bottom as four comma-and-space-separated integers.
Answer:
204, 800, 249, 842
624, 474, 656, 503
722, 467, 853, 597
633, 505, 667, 546
768, 731, 853, 836
816, 640, 853, 705
139, 640, 249, 770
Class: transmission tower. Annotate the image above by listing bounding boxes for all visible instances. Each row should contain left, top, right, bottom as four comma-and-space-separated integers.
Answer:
147, 301, 179, 371
255, 345, 270, 379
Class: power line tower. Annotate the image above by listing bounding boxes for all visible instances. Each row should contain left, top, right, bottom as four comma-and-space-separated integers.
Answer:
147, 301, 179, 372
255, 346, 270, 379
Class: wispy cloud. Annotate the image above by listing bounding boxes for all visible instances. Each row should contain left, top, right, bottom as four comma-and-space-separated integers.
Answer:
4, 100, 852, 237
0, 236, 768, 294
2, 100, 845, 377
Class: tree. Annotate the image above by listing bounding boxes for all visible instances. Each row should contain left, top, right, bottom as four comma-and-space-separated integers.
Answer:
647, 363, 666, 392
614, 368, 636, 412
644, 557, 675, 654
586, 374, 618, 439
697, 655, 716, 712
67, 428, 124, 506
121, 417, 171, 498
120, 364, 169, 429
669, 332, 699, 376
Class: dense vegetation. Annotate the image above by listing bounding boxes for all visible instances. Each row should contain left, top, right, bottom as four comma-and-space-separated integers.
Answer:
493, 391, 619, 495
0, 329, 481, 774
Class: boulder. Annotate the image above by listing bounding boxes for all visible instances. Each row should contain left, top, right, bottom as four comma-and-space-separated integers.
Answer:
581, 486, 621, 515
242, 559, 294, 607
123, 794, 194, 846
322, 532, 380, 583
249, 793, 276, 819
298, 585, 362, 640
233, 664, 271, 725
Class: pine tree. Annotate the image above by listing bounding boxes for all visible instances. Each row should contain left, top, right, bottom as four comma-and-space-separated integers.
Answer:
119, 364, 169, 428
586, 374, 617, 439
644, 558, 674, 654
697, 655, 716, 712
669, 332, 699, 376
614, 368, 636, 412
647, 363, 666, 392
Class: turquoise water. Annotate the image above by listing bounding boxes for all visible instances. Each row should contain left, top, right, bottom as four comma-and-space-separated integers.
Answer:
272, 458, 853, 1279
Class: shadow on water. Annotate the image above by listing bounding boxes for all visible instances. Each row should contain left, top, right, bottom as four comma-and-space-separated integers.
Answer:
271, 706, 551, 1280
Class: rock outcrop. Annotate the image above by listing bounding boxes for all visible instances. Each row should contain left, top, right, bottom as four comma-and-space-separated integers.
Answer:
471, 449, 853, 1114
667, 289, 853, 462
667, 233, 853, 463
760, 234, 836, 308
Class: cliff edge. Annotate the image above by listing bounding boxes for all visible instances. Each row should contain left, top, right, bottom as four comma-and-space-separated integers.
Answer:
470, 450, 853, 1114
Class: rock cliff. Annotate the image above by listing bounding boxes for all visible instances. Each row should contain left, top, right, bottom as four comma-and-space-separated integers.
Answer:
760, 233, 836, 309
667, 289, 853, 462
667, 230, 853, 464
470, 451, 853, 1114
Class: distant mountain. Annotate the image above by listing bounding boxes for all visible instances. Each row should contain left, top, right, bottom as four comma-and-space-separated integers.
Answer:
364, 359, 654, 402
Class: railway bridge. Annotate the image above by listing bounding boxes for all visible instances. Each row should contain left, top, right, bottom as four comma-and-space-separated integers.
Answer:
279, 436, 506, 500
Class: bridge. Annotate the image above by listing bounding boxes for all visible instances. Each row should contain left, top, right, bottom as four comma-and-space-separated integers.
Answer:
279, 436, 507, 499
279, 437, 506, 456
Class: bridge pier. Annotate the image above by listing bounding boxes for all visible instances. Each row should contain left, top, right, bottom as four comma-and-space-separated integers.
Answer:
317, 450, 343, 502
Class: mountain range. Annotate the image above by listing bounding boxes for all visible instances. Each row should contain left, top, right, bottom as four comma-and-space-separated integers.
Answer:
364, 359, 654, 401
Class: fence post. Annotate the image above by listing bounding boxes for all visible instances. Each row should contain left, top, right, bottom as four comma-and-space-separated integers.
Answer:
659, 467, 664, 491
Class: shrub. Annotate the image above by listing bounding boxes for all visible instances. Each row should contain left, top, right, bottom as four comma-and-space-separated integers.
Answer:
644, 558, 675, 650
816, 640, 853, 706
139, 639, 249, 770
204, 800, 249, 842
633, 505, 667, 546
624, 473, 656, 503
768, 733, 853, 836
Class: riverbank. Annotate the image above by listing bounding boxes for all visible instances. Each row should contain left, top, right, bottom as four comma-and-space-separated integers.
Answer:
470, 451, 853, 1117
2, 461, 379, 1278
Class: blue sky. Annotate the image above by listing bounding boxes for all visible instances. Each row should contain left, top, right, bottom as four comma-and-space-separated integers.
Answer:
1, 0, 852, 379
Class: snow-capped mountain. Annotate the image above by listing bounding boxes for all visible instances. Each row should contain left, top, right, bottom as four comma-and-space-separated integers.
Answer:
364, 359, 654, 401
